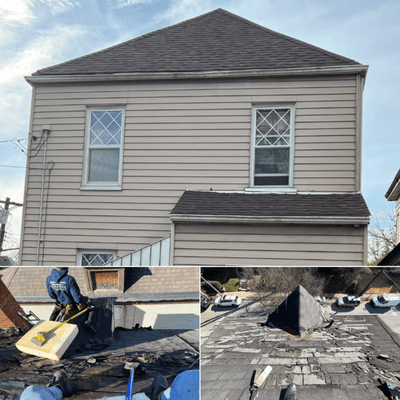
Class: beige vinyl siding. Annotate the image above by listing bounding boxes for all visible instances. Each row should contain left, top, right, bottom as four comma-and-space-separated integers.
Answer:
21, 75, 360, 265
172, 223, 366, 266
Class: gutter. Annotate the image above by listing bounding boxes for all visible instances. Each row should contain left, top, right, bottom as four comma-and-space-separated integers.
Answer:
25, 64, 369, 85
170, 214, 370, 225
385, 169, 400, 201
14, 291, 199, 303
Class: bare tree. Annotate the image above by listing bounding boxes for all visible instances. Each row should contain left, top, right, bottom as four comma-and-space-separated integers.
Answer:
1, 231, 19, 264
247, 267, 325, 305
368, 206, 396, 265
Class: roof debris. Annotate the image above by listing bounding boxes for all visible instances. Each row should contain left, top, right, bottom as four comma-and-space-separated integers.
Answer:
201, 311, 399, 399
0, 326, 199, 399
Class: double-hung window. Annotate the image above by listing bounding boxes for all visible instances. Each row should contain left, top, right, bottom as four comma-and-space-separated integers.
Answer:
82, 108, 125, 190
250, 106, 294, 188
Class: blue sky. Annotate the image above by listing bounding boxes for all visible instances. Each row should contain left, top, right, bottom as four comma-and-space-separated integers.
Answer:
0, 0, 399, 250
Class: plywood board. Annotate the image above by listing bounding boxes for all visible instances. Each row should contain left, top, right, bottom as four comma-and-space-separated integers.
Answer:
15, 320, 78, 361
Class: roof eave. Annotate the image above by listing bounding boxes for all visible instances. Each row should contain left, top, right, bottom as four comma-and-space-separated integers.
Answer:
385, 169, 400, 201
25, 64, 369, 85
170, 214, 370, 225
14, 291, 199, 303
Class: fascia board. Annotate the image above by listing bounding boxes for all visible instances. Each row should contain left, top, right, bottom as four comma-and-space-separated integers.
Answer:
385, 173, 400, 201
15, 292, 199, 303
170, 214, 370, 225
25, 65, 369, 85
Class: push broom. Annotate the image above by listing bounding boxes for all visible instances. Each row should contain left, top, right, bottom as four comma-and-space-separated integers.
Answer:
31, 304, 94, 347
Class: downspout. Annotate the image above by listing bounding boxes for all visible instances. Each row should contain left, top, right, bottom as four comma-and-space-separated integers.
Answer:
35, 126, 51, 266
169, 221, 175, 266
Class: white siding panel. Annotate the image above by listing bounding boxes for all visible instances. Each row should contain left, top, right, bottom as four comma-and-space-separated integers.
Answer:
21, 75, 361, 265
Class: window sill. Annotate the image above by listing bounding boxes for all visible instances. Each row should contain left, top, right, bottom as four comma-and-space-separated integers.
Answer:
80, 186, 122, 191
245, 187, 298, 194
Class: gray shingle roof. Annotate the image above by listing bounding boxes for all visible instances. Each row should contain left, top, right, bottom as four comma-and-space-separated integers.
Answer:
2, 267, 199, 299
33, 9, 360, 76
170, 191, 370, 219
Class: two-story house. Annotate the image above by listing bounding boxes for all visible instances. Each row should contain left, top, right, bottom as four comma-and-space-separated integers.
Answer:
20, 9, 370, 266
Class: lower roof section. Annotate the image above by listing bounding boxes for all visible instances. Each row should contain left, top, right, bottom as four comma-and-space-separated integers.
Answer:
170, 191, 370, 225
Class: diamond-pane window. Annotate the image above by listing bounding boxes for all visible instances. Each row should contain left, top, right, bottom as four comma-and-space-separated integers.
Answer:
251, 106, 294, 187
83, 108, 125, 189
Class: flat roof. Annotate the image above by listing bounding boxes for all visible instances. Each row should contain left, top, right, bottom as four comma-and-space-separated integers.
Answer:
201, 310, 398, 399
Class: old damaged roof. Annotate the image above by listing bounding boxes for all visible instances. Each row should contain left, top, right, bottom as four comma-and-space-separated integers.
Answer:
0, 326, 199, 399
170, 191, 370, 220
32, 9, 361, 77
201, 307, 398, 400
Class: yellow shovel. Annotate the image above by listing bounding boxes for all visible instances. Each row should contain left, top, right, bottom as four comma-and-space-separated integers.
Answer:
31, 304, 94, 347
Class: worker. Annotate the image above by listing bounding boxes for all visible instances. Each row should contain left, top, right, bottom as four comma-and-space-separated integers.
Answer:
20, 371, 77, 400
161, 370, 199, 400
46, 267, 96, 334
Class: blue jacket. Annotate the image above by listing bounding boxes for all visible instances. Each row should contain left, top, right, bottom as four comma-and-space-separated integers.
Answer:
46, 269, 83, 305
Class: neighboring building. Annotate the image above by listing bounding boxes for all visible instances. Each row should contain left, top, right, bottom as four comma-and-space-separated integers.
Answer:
385, 168, 400, 244
20, 9, 370, 266
379, 169, 400, 265
0, 267, 199, 330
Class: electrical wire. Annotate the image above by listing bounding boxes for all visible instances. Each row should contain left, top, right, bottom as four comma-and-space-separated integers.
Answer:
39, 161, 55, 265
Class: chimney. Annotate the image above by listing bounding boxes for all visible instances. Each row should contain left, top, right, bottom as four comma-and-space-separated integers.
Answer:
0, 276, 31, 330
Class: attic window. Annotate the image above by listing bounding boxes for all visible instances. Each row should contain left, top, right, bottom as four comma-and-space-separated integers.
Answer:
250, 106, 294, 188
81, 108, 125, 191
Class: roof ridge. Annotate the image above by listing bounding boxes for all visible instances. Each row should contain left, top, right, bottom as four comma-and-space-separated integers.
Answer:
34, 9, 223, 75
217, 9, 359, 66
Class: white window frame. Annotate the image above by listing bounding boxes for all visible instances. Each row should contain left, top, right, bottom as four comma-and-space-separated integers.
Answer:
81, 107, 125, 190
248, 105, 295, 192
78, 251, 116, 266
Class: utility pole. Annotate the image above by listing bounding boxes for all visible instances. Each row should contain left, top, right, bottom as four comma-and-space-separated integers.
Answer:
0, 198, 23, 254
0, 197, 10, 254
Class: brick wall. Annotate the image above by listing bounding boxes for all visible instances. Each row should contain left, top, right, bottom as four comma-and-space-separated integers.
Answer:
0, 277, 31, 330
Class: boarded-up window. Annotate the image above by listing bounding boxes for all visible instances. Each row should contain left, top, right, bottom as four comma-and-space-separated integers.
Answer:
91, 271, 119, 291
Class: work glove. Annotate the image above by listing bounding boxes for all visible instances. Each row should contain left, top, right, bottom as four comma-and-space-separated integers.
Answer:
65, 305, 73, 318
55, 301, 63, 309
77, 303, 87, 311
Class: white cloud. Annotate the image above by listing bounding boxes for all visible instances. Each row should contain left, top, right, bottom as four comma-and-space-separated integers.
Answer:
116, 0, 154, 7
0, 24, 86, 87
162, 0, 207, 21
0, 0, 80, 25
0, 0, 36, 25
41, 0, 81, 15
